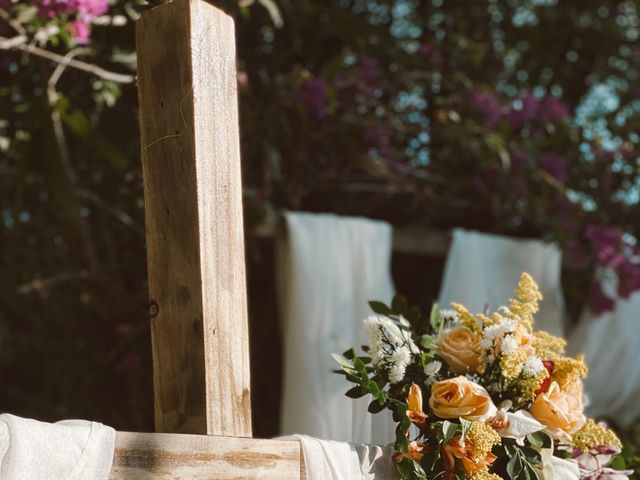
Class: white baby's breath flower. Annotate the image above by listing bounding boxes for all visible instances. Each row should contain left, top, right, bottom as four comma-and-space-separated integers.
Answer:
424, 360, 442, 378
363, 315, 382, 340
439, 309, 459, 323
522, 355, 545, 376
500, 335, 518, 354
499, 318, 517, 333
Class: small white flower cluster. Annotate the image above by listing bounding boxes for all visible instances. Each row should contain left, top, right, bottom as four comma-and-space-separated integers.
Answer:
439, 309, 459, 324
363, 315, 417, 384
480, 317, 517, 350
522, 355, 545, 376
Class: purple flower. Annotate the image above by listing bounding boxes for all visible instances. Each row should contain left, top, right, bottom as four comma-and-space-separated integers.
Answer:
35, 0, 77, 18
589, 281, 615, 316
617, 259, 640, 298
471, 90, 501, 128
584, 225, 623, 267
76, 0, 108, 18
296, 78, 328, 119
505, 92, 538, 130
538, 151, 568, 182
69, 19, 91, 44
538, 96, 570, 123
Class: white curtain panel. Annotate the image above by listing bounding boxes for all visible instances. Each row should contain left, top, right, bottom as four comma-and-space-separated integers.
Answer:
277, 212, 396, 444
439, 229, 566, 337
568, 287, 640, 426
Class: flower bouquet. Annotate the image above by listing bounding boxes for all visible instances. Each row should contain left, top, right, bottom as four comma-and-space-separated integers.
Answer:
334, 273, 632, 480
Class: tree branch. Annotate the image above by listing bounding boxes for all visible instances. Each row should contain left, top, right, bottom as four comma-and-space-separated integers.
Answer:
0, 35, 134, 83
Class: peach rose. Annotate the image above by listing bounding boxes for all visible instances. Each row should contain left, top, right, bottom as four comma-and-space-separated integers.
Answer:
438, 326, 482, 374
530, 381, 586, 441
429, 376, 497, 421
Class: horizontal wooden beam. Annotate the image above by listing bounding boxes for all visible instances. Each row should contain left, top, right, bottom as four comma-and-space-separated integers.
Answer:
254, 219, 452, 257
110, 432, 304, 479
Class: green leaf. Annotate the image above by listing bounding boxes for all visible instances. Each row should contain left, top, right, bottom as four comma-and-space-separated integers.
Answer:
527, 431, 552, 450
610, 454, 626, 470
442, 421, 458, 442
429, 303, 441, 331
395, 423, 409, 452
352, 357, 368, 376
506, 451, 524, 480
522, 447, 542, 465
392, 295, 409, 316
342, 348, 356, 359
332, 353, 355, 372
345, 386, 367, 398
419, 334, 438, 350
368, 399, 385, 414
459, 418, 472, 440
369, 301, 391, 315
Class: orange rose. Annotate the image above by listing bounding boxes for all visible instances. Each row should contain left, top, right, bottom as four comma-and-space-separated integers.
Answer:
406, 382, 427, 428
530, 381, 586, 441
438, 326, 482, 374
443, 436, 497, 475
429, 376, 497, 421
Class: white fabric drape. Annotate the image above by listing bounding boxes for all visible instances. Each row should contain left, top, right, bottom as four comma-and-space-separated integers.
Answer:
290, 435, 399, 480
568, 286, 640, 426
439, 229, 566, 337
277, 212, 395, 444
0, 414, 115, 480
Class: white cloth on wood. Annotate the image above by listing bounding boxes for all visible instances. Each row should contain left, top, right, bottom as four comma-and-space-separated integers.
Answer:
277, 212, 395, 444
0, 414, 115, 480
568, 285, 640, 426
291, 435, 399, 480
439, 229, 566, 337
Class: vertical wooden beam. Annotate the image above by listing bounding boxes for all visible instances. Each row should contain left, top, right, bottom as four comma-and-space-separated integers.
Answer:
136, 0, 251, 437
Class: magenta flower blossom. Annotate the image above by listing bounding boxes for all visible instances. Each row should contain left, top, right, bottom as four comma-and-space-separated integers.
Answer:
538, 151, 568, 182
69, 19, 91, 44
76, 0, 108, 18
589, 281, 616, 316
538, 96, 570, 124
36, 0, 77, 18
617, 259, 640, 298
471, 90, 501, 128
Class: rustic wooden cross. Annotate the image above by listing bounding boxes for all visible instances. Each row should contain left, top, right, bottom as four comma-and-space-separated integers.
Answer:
107, 0, 305, 477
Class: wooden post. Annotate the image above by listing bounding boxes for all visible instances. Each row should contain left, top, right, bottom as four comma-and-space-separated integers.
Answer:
136, 0, 251, 437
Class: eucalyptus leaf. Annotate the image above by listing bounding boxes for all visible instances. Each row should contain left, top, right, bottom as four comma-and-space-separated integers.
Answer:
369, 301, 391, 315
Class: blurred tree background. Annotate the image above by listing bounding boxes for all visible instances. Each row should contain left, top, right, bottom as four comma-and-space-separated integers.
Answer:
0, 0, 639, 456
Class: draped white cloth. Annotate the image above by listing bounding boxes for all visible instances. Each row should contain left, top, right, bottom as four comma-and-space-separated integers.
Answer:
290, 435, 399, 480
439, 229, 566, 337
277, 212, 395, 444
569, 286, 640, 426
0, 414, 115, 480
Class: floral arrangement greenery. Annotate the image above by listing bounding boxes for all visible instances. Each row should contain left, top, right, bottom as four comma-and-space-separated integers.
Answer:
335, 273, 632, 480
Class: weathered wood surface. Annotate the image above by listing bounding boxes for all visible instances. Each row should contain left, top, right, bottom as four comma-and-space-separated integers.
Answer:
110, 432, 304, 480
136, 0, 251, 436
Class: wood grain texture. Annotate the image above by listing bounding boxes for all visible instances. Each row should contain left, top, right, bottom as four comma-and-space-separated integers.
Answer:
111, 432, 304, 480
136, 0, 251, 436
